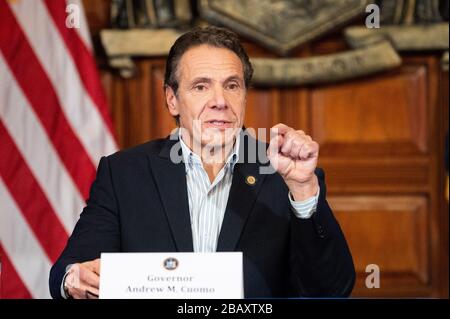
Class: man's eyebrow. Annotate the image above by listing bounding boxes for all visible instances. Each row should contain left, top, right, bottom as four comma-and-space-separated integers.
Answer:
189, 75, 243, 86
224, 75, 243, 83
190, 77, 212, 85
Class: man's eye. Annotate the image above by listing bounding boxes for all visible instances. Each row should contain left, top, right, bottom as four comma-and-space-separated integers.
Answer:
227, 83, 239, 90
194, 84, 207, 91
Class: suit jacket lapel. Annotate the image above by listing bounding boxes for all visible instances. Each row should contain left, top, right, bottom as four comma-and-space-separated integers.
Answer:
217, 135, 268, 252
147, 136, 194, 252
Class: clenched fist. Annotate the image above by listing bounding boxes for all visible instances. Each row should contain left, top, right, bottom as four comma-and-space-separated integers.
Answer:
267, 123, 319, 201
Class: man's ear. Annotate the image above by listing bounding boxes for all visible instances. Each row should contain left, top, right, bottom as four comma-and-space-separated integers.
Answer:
165, 86, 179, 117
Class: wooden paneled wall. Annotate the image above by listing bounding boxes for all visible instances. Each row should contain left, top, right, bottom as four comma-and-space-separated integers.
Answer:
84, 0, 449, 297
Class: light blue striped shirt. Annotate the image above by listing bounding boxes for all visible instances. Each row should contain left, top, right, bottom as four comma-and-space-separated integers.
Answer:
179, 135, 319, 253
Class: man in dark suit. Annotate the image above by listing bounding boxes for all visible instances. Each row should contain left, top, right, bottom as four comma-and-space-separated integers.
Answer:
49, 26, 355, 299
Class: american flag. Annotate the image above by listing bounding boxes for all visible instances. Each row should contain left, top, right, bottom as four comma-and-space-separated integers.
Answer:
0, 0, 117, 298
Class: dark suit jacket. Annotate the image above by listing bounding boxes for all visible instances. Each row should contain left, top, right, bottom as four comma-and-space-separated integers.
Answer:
49, 133, 355, 298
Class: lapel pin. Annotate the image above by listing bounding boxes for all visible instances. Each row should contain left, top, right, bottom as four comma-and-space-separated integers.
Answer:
246, 175, 256, 186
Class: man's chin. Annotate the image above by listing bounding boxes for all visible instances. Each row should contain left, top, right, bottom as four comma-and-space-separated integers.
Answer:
200, 128, 239, 148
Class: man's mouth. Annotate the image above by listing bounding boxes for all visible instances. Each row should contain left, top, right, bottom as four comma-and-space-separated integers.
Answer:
204, 120, 233, 128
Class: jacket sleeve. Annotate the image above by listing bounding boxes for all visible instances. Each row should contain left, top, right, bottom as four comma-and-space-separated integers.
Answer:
289, 168, 356, 297
49, 156, 121, 299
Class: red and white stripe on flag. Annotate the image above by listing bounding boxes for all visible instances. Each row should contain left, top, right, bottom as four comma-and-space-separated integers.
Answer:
0, 0, 118, 298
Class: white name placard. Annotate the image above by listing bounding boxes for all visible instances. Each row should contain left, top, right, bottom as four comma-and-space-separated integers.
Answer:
99, 252, 243, 299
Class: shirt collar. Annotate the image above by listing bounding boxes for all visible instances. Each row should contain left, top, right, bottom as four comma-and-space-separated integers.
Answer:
178, 130, 240, 173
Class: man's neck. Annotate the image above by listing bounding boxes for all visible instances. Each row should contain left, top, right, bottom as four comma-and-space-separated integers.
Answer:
202, 144, 234, 182
180, 129, 237, 182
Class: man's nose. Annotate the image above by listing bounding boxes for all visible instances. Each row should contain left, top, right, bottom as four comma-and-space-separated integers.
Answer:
210, 85, 227, 109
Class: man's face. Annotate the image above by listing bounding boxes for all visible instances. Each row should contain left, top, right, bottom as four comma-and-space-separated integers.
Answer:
165, 44, 246, 149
